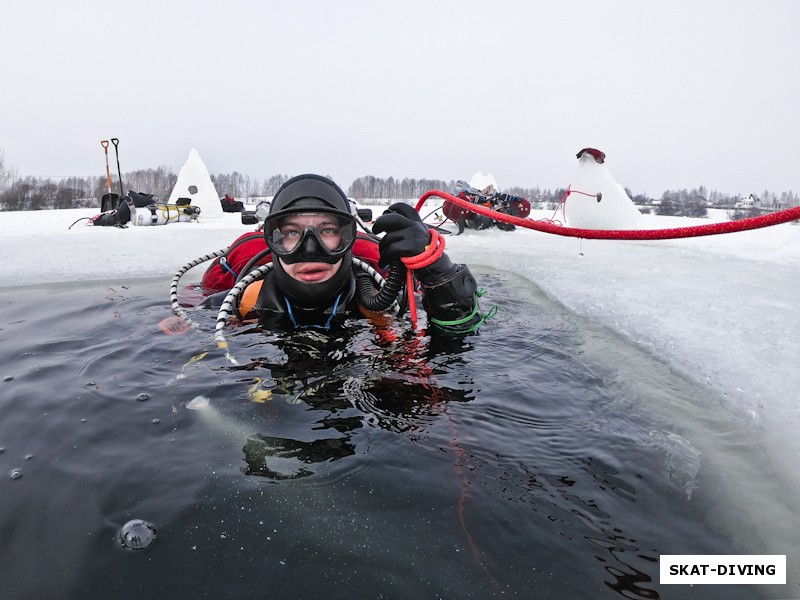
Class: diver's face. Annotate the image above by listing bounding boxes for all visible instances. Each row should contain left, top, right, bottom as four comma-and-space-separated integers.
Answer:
277, 213, 343, 283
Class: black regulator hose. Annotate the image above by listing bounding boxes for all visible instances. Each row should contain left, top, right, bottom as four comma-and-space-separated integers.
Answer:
356, 262, 407, 311
236, 248, 273, 284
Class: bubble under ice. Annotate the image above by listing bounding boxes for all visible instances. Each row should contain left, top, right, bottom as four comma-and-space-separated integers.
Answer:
118, 519, 157, 550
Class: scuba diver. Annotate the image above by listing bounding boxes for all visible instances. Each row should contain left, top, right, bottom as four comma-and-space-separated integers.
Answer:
200, 174, 487, 335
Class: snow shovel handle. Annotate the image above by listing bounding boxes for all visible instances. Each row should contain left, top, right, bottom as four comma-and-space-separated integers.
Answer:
101, 140, 112, 194
110, 138, 124, 196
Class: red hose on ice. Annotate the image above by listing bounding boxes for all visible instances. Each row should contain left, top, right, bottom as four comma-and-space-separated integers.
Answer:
416, 190, 800, 240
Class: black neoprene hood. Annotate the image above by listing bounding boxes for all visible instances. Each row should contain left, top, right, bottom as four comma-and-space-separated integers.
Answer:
265, 174, 356, 308
269, 174, 351, 217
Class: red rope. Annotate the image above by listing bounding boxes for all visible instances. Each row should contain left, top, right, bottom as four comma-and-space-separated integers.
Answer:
416, 190, 800, 240
544, 185, 601, 224
389, 334, 499, 588
400, 229, 445, 330
562, 184, 600, 201
390, 226, 500, 590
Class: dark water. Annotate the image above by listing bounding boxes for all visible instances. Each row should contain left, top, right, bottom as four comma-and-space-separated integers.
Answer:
0, 272, 773, 599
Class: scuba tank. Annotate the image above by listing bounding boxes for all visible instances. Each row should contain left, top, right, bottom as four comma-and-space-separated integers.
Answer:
131, 203, 201, 226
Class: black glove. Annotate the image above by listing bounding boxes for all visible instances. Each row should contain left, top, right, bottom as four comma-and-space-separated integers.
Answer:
372, 203, 431, 268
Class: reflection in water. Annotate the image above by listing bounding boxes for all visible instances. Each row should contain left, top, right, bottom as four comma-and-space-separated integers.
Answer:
236, 323, 476, 480
194, 273, 770, 599
243, 434, 356, 479
224, 313, 673, 598
583, 456, 637, 503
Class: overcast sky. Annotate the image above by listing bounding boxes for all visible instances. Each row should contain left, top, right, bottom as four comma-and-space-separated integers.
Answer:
2, 1, 798, 197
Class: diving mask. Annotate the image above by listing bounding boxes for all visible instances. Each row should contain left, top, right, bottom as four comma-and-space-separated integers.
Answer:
266, 209, 357, 265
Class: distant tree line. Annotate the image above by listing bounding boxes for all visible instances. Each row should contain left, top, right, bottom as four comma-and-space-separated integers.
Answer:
0, 176, 99, 211
347, 176, 451, 201
211, 172, 296, 198
632, 186, 798, 218
649, 188, 710, 217
0, 167, 180, 211
347, 175, 598, 206
0, 155, 797, 214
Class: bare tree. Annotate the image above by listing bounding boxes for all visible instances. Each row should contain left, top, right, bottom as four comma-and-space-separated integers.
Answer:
0, 149, 17, 191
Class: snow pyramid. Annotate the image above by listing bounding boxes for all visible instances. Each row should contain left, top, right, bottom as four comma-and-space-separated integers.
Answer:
563, 148, 642, 230
168, 149, 222, 218
468, 171, 499, 195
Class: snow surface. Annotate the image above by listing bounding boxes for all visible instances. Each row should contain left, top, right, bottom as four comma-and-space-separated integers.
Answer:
1, 203, 798, 491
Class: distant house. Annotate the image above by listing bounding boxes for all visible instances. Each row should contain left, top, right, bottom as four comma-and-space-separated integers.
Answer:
734, 193, 760, 209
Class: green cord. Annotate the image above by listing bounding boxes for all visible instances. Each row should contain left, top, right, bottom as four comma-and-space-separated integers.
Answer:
430, 290, 497, 334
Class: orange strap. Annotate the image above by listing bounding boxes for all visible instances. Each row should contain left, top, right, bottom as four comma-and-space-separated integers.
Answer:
238, 280, 263, 318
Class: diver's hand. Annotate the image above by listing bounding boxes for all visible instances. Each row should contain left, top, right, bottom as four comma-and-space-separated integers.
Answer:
372, 203, 431, 268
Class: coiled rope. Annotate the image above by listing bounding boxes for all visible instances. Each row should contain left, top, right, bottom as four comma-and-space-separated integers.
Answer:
416, 190, 800, 240
400, 229, 446, 330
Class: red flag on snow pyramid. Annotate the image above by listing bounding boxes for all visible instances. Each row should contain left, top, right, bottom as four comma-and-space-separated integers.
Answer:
564, 148, 643, 230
